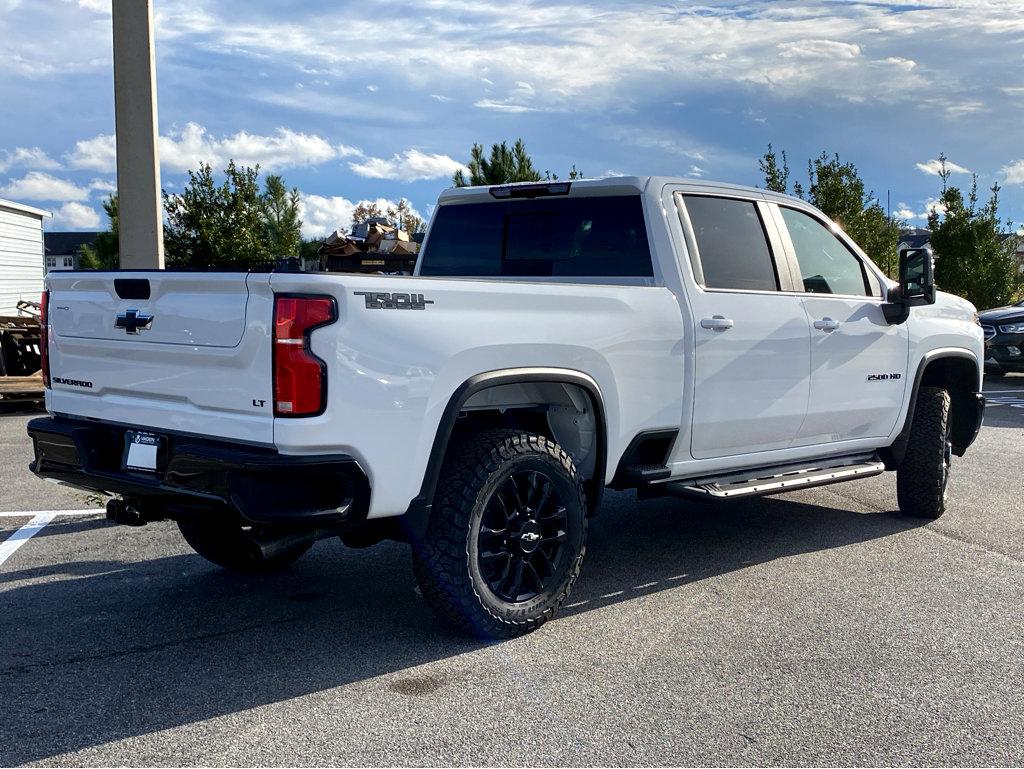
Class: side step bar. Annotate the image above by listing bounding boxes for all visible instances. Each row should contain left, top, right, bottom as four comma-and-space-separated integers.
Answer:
663, 453, 886, 500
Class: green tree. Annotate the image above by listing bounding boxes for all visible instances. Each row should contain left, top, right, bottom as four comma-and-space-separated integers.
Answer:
758, 144, 789, 194
927, 155, 1023, 308
759, 147, 902, 278
79, 194, 120, 270
452, 138, 544, 186
262, 174, 302, 257
163, 161, 272, 268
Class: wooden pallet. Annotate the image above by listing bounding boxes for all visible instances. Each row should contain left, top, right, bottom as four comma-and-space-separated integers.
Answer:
0, 373, 44, 400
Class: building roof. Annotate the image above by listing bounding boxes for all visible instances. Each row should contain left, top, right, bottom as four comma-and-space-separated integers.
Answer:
44, 231, 101, 256
0, 197, 51, 219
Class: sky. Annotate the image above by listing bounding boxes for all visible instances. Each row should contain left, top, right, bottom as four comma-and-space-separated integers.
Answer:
1, 0, 1023, 238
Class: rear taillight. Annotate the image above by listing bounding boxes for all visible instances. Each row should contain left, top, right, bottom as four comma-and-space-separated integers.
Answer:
40, 289, 50, 388
273, 295, 337, 417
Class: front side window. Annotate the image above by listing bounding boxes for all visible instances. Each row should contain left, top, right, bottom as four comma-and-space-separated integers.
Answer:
419, 195, 653, 279
682, 195, 779, 291
780, 207, 869, 296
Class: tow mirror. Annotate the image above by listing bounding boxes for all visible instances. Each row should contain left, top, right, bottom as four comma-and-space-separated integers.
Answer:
898, 246, 936, 306
884, 246, 935, 324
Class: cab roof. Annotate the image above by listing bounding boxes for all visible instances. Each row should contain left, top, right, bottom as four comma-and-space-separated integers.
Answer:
436, 175, 809, 209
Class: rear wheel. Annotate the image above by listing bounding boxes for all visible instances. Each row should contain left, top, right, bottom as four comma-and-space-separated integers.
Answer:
897, 386, 952, 519
178, 518, 312, 573
412, 429, 587, 638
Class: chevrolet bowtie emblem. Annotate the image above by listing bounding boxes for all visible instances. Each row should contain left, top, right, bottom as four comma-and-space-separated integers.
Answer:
115, 308, 154, 334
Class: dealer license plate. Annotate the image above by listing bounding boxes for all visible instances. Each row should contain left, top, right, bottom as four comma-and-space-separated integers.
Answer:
123, 430, 163, 472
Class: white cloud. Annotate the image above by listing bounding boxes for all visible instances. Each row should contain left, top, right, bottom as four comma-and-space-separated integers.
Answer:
88, 178, 117, 194
349, 149, 466, 182
159, 122, 359, 172
916, 158, 972, 176
66, 125, 363, 175
298, 194, 424, 239
1001, 160, 1024, 185
66, 133, 116, 172
1, 171, 88, 201
778, 39, 861, 60
0, 146, 60, 173
473, 99, 538, 113
689, 165, 706, 177
51, 201, 100, 228
877, 56, 916, 71
892, 204, 918, 221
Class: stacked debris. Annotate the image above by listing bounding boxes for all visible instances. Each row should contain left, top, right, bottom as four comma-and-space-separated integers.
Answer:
0, 300, 43, 401
317, 217, 421, 274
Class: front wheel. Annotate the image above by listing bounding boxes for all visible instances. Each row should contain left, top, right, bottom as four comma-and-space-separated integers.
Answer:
412, 430, 588, 638
897, 386, 952, 519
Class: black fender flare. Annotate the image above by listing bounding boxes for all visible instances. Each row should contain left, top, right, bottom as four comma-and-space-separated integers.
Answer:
399, 368, 608, 541
881, 349, 983, 468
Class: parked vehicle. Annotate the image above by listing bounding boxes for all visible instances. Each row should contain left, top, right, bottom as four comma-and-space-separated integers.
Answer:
28, 177, 985, 637
978, 299, 1024, 375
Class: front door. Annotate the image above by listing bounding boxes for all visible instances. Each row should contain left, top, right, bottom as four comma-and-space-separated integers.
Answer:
678, 194, 812, 459
773, 205, 910, 445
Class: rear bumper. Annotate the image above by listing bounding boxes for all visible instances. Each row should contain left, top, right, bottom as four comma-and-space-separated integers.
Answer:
27, 416, 369, 526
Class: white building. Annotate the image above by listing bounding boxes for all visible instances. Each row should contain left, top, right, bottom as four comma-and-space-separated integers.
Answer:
0, 198, 50, 315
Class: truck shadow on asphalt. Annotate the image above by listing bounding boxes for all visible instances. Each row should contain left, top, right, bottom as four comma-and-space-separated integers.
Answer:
0, 492, 928, 764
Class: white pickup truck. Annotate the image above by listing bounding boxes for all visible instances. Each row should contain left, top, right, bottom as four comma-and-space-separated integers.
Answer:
29, 177, 985, 637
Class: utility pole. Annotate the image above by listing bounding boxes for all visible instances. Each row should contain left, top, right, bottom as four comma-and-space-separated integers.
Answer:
112, 0, 165, 269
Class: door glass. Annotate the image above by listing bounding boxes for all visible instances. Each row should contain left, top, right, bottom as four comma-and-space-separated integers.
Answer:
682, 196, 779, 291
780, 207, 869, 296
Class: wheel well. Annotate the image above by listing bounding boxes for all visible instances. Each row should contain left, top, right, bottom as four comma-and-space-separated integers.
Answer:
453, 381, 602, 511
882, 353, 980, 468
919, 355, 979, 453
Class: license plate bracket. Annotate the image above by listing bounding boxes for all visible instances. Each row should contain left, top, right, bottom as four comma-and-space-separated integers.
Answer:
122, 430, 165, 473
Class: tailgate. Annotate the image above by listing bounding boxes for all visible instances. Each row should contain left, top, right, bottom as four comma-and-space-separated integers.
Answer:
45, 272, 275, 445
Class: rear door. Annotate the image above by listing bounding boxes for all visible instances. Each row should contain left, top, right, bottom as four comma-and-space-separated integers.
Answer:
676, 193, 811, 459
46, 272, 275, 444
770, 204, 909, 445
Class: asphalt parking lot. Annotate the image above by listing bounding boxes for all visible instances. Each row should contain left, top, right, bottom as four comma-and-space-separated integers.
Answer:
1, 377, 1022, 767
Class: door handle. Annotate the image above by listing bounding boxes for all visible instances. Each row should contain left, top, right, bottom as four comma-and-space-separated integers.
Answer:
813, 317, 841, 332
700, 315, 734, 331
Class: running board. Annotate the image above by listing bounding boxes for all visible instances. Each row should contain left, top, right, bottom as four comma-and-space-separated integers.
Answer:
664, 453, 886, 499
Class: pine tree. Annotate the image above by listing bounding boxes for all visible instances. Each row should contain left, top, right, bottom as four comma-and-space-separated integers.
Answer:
927, 154, 1023, 308
79, 194, 120, 270
262, 175, 302, 257
453, 139, 579, 186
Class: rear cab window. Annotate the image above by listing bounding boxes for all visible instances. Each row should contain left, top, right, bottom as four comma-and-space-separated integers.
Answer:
678, 195, 780, 292
418, 195, 654, 279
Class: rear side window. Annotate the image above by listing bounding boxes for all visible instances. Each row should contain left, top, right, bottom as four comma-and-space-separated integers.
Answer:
780, 207, 870, 296
419, 195, 653, 278
682, 196, 779, 291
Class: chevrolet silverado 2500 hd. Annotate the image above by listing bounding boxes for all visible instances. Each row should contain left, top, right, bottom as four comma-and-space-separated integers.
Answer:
28, 177, 985, 637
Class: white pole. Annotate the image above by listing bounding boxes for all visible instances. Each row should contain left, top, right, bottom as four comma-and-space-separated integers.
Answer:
112, 0, 165, 269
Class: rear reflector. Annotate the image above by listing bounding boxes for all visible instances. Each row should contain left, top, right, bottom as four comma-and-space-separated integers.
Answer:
273, 295, 337, 417
40, 289, 50, 388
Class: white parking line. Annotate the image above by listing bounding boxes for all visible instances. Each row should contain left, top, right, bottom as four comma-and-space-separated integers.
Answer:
0, 513, 56, 567
0, 509, 102, 517
0, 509, 103, 567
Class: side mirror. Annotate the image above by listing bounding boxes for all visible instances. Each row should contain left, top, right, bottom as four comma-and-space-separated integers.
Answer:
898, 246, 936, 306
883, 246, 936, 324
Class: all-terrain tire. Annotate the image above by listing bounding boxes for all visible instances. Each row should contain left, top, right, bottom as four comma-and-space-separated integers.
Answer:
178, 519, 312, 573
896, 386, 952, 519
412, 429, 588, 639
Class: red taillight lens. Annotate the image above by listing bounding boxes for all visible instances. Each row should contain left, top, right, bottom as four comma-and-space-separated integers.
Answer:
273, 295, 336, 417
40, 289, 50, 388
